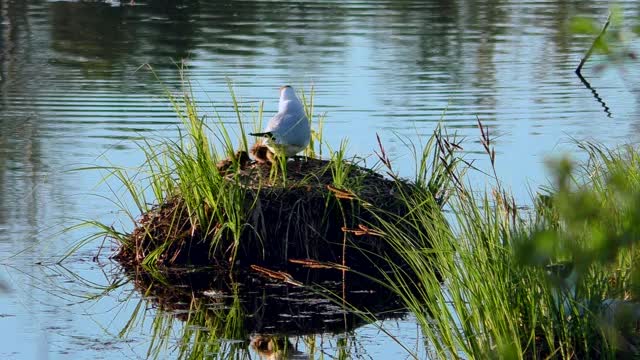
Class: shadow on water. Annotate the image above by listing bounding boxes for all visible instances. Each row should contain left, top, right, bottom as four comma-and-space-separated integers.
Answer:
114, 260, 406, 358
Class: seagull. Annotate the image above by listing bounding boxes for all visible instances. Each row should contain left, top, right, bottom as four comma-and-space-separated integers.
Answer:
249, 85, 311, 159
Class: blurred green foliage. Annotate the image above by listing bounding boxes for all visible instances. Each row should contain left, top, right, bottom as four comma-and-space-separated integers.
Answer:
523, 143, 640, 298
570, 8, 638, 63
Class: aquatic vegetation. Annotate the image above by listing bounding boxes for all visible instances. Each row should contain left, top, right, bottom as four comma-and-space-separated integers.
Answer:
73, 74, 448, 277
73, 75, 640, 359
369, 132, 640, 358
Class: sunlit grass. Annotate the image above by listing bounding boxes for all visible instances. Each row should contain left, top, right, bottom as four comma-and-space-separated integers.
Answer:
367, 132, 640, 358
69, 70, 332, 266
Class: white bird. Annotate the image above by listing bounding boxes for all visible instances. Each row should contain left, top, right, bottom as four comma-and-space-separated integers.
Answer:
249, 85, 311, 158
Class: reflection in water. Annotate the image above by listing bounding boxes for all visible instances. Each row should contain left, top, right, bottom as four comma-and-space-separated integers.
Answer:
0, 0, 46, 236
50, 1, 200, 70
251, 335, 307, 360
0, 0, 638, 358
116, 264, 404, 359
576, 71, 612, 118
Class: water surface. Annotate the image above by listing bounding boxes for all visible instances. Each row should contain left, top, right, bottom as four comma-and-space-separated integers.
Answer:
0, 0, 639, 358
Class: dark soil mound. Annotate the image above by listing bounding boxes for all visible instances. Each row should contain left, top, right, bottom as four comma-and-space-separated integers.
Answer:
116, 153, 420, 273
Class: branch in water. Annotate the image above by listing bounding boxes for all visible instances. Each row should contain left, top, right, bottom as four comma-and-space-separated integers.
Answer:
575, 13, 612, 76
575, 13, 613, 118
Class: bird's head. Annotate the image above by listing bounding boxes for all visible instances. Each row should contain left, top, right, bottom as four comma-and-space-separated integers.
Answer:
279, 85, 297, 101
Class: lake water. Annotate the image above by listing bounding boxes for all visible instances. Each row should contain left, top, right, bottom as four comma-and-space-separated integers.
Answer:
0, 0, 638, 359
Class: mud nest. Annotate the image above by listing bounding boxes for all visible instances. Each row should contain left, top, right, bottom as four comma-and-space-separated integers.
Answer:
117, 150, 423, 272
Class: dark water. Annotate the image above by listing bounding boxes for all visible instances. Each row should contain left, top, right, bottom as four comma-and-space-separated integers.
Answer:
0, 0, 638, 358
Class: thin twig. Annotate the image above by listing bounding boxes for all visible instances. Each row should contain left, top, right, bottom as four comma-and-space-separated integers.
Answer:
289, 258, 350, 271
327, 185, 356, 200
574, 13, 613, 118
341, 224, 385, 237
250, 265, 303, 286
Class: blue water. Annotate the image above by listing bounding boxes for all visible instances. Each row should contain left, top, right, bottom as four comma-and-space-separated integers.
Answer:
0, 0, 638, 358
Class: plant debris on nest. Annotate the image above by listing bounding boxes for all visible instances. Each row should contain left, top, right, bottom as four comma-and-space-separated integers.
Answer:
118, 149, 422, 273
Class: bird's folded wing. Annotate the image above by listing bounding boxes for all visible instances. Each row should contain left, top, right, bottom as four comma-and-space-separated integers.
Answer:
266, 112, 307, 134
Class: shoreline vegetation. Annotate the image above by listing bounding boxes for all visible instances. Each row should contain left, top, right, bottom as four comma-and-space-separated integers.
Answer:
76, 77, 640, 359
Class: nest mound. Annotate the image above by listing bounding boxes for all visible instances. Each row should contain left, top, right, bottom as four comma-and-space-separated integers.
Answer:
117, 151, 417, 272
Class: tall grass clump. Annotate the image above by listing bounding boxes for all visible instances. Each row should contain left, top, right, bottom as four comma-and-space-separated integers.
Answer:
368, 129, 640, 358
110, 79, 257, 266
72, 74, 271, 266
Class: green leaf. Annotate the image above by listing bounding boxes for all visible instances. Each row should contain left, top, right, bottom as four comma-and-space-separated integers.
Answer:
570, 17, 599, 35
